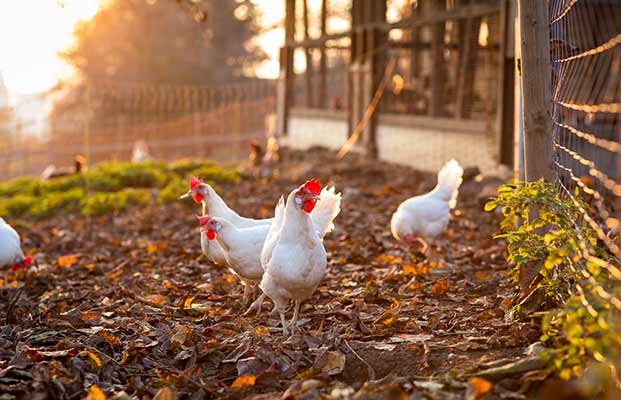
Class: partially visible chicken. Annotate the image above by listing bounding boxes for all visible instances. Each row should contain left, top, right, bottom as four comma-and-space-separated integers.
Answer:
391, 159, 463, 255
259, 180, 328, 335
41, 155, 87, 181
0, 218, 33, 282
197, 214, 271, 307
248, 140, 264, 168
263, 136, 281, 165
131, 140, 152, 163
181, 176, 341, 239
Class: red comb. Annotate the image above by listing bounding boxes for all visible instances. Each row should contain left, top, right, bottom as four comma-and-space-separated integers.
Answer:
23, 256, 33, 266
303, 179, 321, 195
190, 176, 203, 190
196, 215, 211, 227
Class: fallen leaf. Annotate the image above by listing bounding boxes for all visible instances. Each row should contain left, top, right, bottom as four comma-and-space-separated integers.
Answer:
231, 374, 257, 388
58, 254, 79, 268
85, 385, 106, 400
99, 330, 121, 346
469, 377, 493, 397
153, 387, 176, 400
253, 326, 270, 337
87, 352, 103, 369
375, 255, 403, 265
432, 279, 448, 296
315, 351, 346, 376
144, 294, 169, 306
183, 296, 196, 308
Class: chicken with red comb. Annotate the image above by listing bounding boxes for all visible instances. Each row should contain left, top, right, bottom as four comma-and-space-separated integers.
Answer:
259, 180, 329, 335
0, 218, 33, 283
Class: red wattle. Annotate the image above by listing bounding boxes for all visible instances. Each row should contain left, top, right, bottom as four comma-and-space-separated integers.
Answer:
193, 194, 204, 203
206, 230, 216, 240
302, 199, 316, 213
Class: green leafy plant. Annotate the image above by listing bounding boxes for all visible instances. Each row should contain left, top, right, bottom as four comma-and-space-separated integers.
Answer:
486, 179, 620, 381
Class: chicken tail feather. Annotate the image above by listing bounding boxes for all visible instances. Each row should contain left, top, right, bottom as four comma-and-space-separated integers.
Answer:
435, 159, 463, 209
310, 187, 342, 239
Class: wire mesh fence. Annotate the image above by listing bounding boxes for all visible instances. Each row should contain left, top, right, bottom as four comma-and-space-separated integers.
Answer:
550, 0, 621, 253
548, 0, 621, 331
0, 79, 276, 181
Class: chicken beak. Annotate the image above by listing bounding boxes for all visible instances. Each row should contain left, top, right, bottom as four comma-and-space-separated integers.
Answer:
179, 191, 192, 200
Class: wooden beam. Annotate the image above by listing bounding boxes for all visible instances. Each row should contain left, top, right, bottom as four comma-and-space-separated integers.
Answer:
429, 0, 446, 117
285, 2, 501, 47
518, 0, 554, 181
319, 0, 327, 108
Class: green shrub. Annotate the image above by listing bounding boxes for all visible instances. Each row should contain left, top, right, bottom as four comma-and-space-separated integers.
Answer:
30, 188, 86, 217
170, 159, 216, 176
188, 165, 239, 184
91, 161, 169, 188
0, 176, 41, 197
158, 177, 184, 205
486, 179, 618, 380
82, 189, 151, 216
3, 194, 38, 217
0, 158, 235, 218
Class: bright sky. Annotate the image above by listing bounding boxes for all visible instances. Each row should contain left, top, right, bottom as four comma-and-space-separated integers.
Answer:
0, 0, 100, 95
0, 0, 345, 95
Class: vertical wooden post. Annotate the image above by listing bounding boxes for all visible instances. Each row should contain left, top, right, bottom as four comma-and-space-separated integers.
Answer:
429, 0, 446, 117
497, 0, 516, 167
363, 0, 387, 158
319, 0, 328, 108
276, 0, 296, 136
518, 0, 554, 181
302, 0, 314, 108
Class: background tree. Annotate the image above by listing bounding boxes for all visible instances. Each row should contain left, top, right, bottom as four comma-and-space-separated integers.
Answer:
51, 0, 265, 125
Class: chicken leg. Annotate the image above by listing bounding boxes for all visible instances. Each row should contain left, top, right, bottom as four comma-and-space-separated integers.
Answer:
289, 300, 301, 333
243, 293, 266, 316
242, 284, 254, 306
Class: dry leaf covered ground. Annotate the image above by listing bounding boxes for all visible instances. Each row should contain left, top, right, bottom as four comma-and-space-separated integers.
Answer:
0, 148, 546, 399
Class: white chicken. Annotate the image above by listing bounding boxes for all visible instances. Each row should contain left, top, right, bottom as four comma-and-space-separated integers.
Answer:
391, 159, 463, 254
181, 176, 340, 266
197, 214, 271, 308
259, 180, 328, 335
0, 218, 33, 281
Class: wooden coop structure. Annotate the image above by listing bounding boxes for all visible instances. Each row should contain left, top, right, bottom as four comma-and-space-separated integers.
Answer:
275, 0, 515, 175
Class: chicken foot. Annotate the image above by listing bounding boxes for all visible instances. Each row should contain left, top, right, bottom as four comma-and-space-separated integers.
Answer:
243, 293, 266, 316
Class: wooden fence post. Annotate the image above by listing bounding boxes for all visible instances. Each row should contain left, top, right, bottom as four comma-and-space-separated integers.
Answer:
276, 0, 296, 137
517, 0, 554, 181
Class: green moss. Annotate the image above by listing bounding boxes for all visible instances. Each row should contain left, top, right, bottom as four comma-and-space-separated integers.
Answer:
170, 159, 216, 176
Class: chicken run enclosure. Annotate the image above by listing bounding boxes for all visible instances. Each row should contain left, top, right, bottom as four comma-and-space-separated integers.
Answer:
1, 0, 621, 399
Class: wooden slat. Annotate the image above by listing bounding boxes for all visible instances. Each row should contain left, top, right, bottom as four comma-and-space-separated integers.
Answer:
429, 0, 446, 117
319, 0, 328, 108
302, 0, 314, 108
